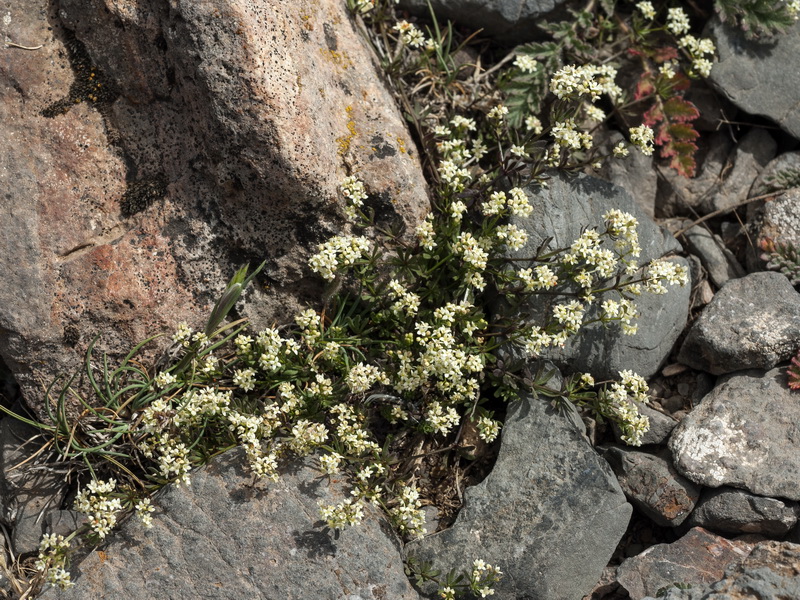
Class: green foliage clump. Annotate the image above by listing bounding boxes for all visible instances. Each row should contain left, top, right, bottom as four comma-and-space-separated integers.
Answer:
715, 0, 800, 39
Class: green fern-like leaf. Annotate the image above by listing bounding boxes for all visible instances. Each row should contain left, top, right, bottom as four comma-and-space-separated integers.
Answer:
715, 0, 796, 39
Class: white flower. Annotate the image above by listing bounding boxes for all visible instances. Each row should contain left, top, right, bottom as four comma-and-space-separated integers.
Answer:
667, 7, 690, 36
637, 1, 655, 19
629, 124, 654, 156
514, 54, 538, 73
309, 235, 372, 281
525, 115, 543, 135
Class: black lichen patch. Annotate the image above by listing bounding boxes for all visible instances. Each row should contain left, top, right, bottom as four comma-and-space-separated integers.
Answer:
120, 175, 167, 217
323, 22, 338, 51
370, 134, 397, 159
41, 32, 120, 118
62, 325, 80, 347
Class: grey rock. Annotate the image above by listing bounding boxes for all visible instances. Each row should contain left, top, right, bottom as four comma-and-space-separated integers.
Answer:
397, 0, 568, 42
682, 226, 745, 289
617, 527, 754, 600
677, 272, 800, 374
643, 541, 800, 600
656, 132, 734, 218
709, 18, 800, 140
0, 412, 66, 555
40, 448, 419, 600
406, 392, 631, 600
504, 172, 690, 380
669, 368, 800, 500
687, 487, 799, 536
703, 128, 776, 214
603, 447, 699, 527
599, 131, 658, 219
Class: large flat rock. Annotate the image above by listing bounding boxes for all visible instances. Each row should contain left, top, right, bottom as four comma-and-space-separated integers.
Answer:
40, 449, 419, 600
670, 368, 800, 500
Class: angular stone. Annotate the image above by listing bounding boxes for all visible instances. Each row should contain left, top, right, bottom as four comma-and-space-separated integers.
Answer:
702, 129, 776, 214
0, 0, 429, 416
678, 272, 800, 374
406, 392, 631, 600
644, 541, 800, 600
504, 172, 690, 380
39, 449, 419, 600
617, 527, 754, 600
687, 487, 799, 537
709, 18, 800, 140
603, 447, 699, 527
656, 132, 734, 218
669, 368, 800, 500
682, 226, 745, 289
398, 0, 569, 42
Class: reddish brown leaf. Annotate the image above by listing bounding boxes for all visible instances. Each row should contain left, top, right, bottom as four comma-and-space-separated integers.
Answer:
664, 97, 700, 122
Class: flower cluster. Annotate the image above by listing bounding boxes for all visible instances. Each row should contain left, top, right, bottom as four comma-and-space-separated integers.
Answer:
549, 64, 622, 102
309, 235, 372, 281
74, 479, 123, 539
35, 534, 74, 590
388, 483, 426, 537
629, 124, 655, 156
469, 559, 504, 598
679, 34, 716, 78
340, 174, 368, 220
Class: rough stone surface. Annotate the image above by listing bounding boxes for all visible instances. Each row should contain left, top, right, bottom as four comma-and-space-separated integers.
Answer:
603, 447, 699, 528
398, 0, 568, 42
687, 487, 799, 536
39, 449, 419, 600
616, 527, 754, 600
702, 128, 776, 214
599, 131, 657, 219
656, 132, 734, 218
0, 0, 429, 417
677, 271, 800, 374
406, 392, 631, 600
505, 172, 690, 380
644, 541, 800, 600
682, 226, 745, 289
669, 368, 800, 500
709, 18, 800, 140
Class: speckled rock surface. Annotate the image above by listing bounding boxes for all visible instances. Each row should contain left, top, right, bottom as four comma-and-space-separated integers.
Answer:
406, 392, 631, 600
505, 172, 690, 380
644, 541, 800, 600
39, 449, 419, 600
669, 368, 800, 500
677, 272, 800, 375
603, 447, 700, 527
617, 527, 755, 600
0, 0, 428, 416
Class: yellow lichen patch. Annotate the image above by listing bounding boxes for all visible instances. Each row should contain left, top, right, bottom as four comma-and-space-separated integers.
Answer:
319, 48, 354, 70
396, 136, 407, 155
336, 105, 358, 156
